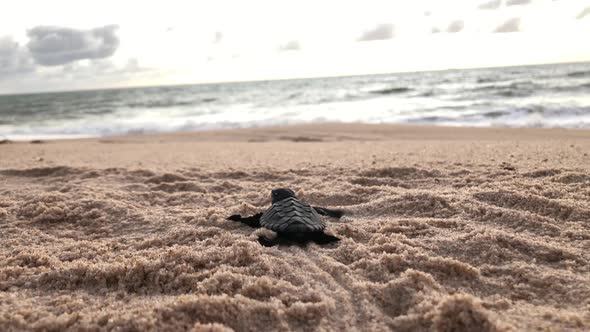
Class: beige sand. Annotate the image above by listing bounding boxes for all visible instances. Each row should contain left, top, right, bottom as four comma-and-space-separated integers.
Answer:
1, 124, 589, 331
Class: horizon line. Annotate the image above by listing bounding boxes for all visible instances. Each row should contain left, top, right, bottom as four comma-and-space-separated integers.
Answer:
2, 60, 589, 97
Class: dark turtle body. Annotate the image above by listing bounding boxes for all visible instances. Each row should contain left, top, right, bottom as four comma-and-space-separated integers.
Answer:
260, 192, 324, 233
227, 188, 343, 247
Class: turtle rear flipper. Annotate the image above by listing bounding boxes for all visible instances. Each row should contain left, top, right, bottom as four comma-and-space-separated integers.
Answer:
258, 232, 340, 247
313, 206, 344, 219
309, 232, 340, 244
227, 213, 263, 228
281, 231, 340, 245
258, 235, 279, 247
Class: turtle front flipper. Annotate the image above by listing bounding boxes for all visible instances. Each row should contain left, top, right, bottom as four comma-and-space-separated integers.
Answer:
258, 235, 279, 247
227, 213, 263, 228
313, 206, 344, 219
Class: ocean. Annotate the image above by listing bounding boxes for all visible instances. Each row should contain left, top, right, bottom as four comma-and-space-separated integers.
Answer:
1, 62, 589, 140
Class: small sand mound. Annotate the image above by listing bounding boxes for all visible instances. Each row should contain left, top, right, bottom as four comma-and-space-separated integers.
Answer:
208, 181, 243, 193
554, 172, 590, 184
251, 171, 293, 182
211, 171, 250, 179
0, 166, 83, 177
474, 191, 590, 221
523, 169, 561, 178
146, 173, 189, 184
361, 167, 440, 179
191, 322, 233, 332
303, 190, 372, 206
168, 294, 331, 331
419, 256, 480, 280
7, 251, 56, 268
136, 228, 223, 249
152, 182, 207, 193
17, 193, 139, 227
369, 269, 440, 318
349, 176, 410, 188
379, 219, 434, 237
128, 169, 157, 177
431, 294, 502, 332
239, 277, 296, 301
279, 135, 323, 142
466, 204, 562, 236
353, 193, 456, 218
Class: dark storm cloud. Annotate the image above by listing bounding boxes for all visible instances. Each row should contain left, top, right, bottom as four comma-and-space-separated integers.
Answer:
0, 37, 35, 77
494, 17, 521, 32
577, 7, 590, 19
478, 0, 502, 10
446, 20, 465, 33
357, 24, 395, 41
27, 25, 120, 66
506, 0, 531, 6
278, 40, 301, 51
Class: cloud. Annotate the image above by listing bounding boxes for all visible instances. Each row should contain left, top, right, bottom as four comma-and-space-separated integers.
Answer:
431, 20, 464, 34
0, 37, 35, 78
213, 31, 223, 43
478, 0, 502, 10
506, 0, 531, 5
278, 40, 301, 51
446, 20, 465, 33
494, 17, 521, 32
1, 57, 154, 94
577, 7, 590, 19
57, 58, 146, 80
357, 24, 395, 41
27, 25, 120, 66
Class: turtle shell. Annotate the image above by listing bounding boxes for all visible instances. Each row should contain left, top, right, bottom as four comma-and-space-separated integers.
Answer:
259, 197, 324, 233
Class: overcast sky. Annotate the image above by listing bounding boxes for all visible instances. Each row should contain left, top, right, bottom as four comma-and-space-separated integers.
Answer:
1, 0, 590, 94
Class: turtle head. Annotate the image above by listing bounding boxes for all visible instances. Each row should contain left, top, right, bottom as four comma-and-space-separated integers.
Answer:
271, 188, 296, 203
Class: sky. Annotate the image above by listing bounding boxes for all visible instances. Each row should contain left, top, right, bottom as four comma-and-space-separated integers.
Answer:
1, 0, 590, 94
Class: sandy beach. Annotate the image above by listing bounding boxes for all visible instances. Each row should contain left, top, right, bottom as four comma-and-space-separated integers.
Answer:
1, 123, 589, 331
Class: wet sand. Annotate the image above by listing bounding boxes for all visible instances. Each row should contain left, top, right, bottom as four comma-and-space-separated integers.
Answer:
1, 124, 589, 331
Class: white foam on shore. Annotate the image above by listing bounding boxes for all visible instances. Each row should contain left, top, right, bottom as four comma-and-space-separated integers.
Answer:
1, 63, 590, 139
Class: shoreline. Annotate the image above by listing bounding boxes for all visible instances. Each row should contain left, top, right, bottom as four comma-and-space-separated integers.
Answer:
2, 123, 589, 170
2, 122, 590, 143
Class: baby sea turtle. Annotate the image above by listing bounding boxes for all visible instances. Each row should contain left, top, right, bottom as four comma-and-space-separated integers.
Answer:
227, 188, 343, 247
